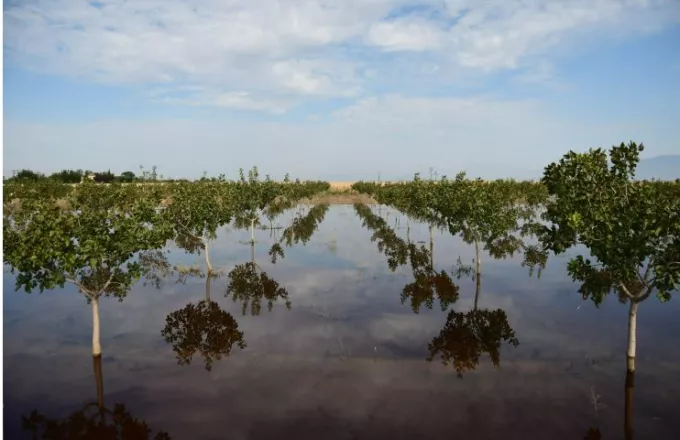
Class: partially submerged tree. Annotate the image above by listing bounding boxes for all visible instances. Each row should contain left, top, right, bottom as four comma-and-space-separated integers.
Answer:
165, 178, 234, 276
540, 142, 680, 374
233, 167, 282, 244
3, 182, 172, 357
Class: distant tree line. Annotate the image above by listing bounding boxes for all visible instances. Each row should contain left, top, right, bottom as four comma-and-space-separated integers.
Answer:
4, 166, 172, 184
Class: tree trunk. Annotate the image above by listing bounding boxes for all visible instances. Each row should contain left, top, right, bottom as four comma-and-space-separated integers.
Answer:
474, 273, 482, 311
93, 354, 104, 410
204, 241, 213, 275
92, 297, 102, 357
205, 275, 212, 302
474, 240, 481, 310
627, 301, 639, 373
429, 224, 434, 269
250, 218, 256, 244
625, 370, 635, 440
251, 242, 256, 265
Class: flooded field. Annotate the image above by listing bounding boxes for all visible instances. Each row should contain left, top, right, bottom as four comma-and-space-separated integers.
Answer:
4, 205, 680, 439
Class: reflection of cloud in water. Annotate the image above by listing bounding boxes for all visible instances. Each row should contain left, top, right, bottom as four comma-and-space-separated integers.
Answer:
5, 206, 680, 439
7, 349, 680, 440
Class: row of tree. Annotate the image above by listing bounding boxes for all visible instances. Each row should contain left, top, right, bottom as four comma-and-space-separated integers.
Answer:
3, 167, 330, 360
353, 203, 630, 439
6, 168, 139, 183
351, 142, 679, 377
349, 142, 678, 439
12, 192, 333, 439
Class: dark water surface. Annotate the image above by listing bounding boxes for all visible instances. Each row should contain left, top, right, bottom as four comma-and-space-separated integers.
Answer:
4, 205, 680, 439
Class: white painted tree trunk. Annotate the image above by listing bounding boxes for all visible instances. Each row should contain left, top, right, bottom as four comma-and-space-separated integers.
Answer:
250, 218, 256, 244
474, 263, 481, 311
627, 301, 639, 373
204, 241, 213, 275
474, 240, 481, 310
429, 224, 434, 269
92, 296, 102, 357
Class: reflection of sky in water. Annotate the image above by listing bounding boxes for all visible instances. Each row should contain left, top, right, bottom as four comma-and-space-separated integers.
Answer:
4, 205, 680, 439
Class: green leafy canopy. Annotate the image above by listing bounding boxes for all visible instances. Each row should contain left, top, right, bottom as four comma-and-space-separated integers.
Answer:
540, 141, 680, 305
3, 182, 172, 299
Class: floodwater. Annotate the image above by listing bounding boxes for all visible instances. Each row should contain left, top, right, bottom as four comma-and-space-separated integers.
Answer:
4, 205, 680, 439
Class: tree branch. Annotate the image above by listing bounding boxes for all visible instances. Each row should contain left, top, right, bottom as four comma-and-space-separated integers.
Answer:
619, 282, 635, 300
635, 284, 655, 303
65, 277, 94, 299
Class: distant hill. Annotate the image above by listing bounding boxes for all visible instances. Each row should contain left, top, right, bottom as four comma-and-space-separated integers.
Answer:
636, 155, 680, 180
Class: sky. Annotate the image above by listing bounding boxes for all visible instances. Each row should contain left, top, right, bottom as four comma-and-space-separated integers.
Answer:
3, 0, 680, 180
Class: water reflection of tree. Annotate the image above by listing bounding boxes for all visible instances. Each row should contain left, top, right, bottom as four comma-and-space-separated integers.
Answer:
226, 243, 291, 316
22, 356, 171, 439
426, 308, 519, 378
585, 370, 636, 440
355, 203, 524, 377
354, 203, 459, 313
279, 204, 329, 247
162, 276, 246, 371
226, 204, 329, 315
427, 239, 523, 378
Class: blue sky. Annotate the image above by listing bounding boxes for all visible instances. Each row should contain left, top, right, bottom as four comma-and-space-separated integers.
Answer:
4, 0, 680, 180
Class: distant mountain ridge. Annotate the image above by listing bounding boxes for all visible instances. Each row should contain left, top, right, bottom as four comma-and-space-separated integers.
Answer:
636, 155, 680, 180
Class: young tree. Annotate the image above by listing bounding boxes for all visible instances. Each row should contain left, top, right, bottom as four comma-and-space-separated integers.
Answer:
3, 182, 172, 357
540, 142, 680, 374
233, 167, 281, 244
165, 179, 234, 275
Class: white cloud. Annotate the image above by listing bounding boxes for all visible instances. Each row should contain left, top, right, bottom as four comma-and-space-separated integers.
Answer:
272, 59, 362, 97
366, 18, 446, 51
4, 0, 679, 108
160, 91, 291, 114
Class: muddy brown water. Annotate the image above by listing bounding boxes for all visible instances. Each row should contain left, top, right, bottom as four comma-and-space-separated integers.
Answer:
4, 205, 680, 439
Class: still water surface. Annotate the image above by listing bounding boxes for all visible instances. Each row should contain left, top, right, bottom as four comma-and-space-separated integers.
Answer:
4, 205, 680, 439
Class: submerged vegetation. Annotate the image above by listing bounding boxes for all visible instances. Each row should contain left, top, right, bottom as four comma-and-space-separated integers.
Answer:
4, 144, 679, 438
